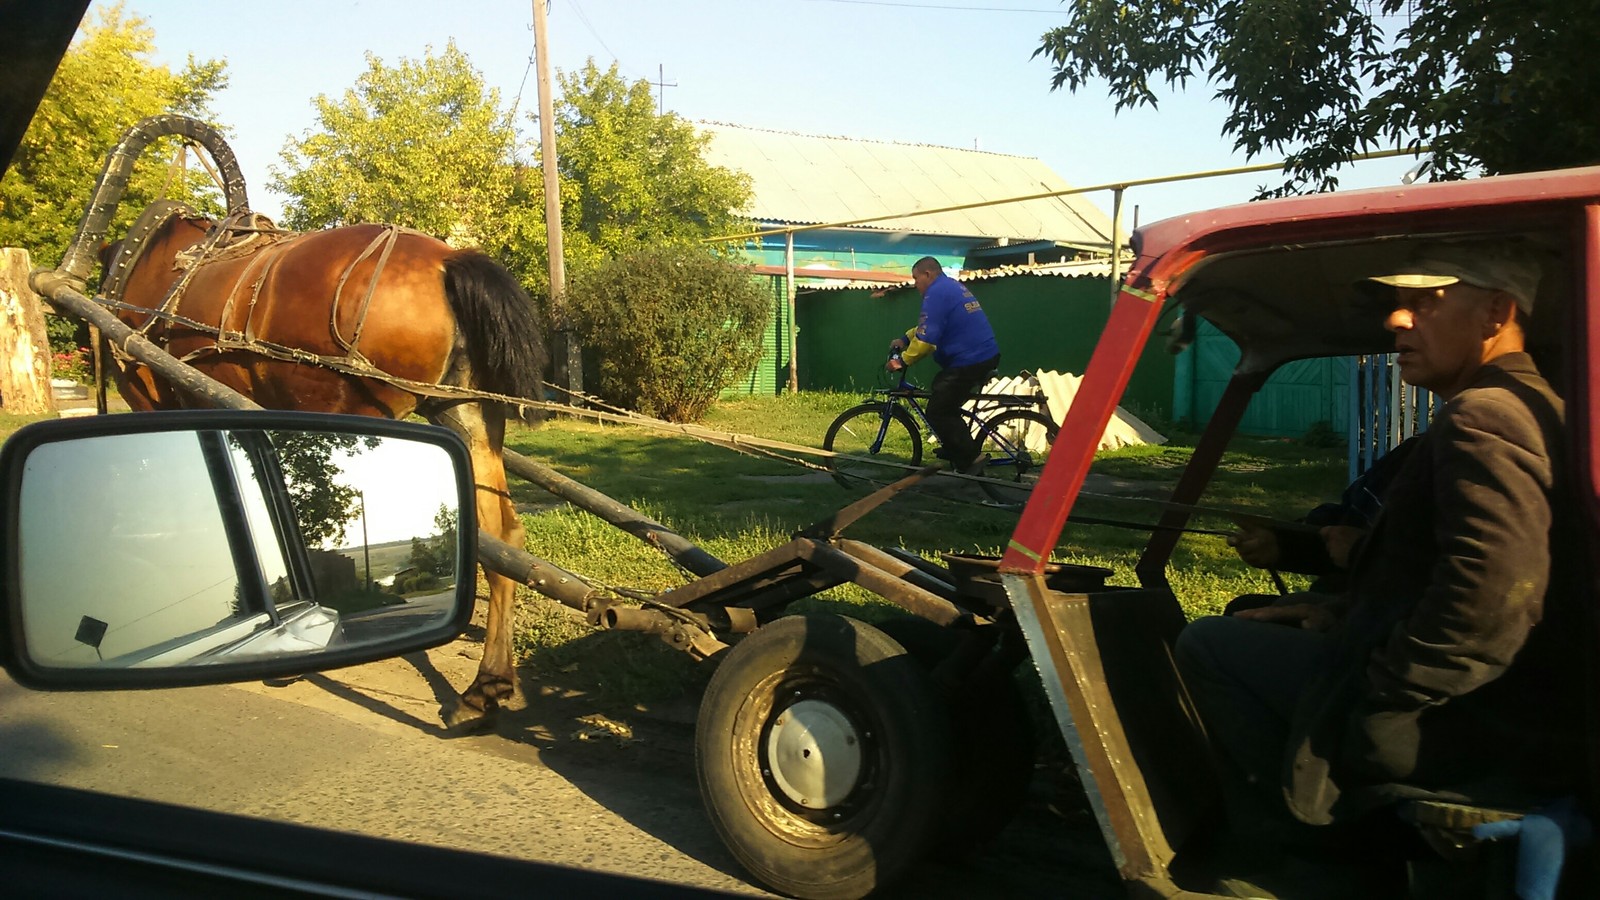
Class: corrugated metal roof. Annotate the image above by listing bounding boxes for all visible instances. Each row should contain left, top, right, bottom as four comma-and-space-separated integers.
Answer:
796, 258, 1118, 292
699, 122, 1114, 248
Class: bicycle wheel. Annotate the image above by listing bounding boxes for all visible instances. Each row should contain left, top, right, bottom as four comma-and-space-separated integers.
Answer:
823, 403, 923, 488
970, 409, 1057, 505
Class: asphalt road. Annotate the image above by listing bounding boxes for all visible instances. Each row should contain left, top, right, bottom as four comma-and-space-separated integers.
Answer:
0, 643, 1122, 898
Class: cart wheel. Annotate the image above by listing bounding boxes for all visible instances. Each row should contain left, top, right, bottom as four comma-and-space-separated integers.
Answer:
696, 614, 953, 900
874, 615, 1037, 856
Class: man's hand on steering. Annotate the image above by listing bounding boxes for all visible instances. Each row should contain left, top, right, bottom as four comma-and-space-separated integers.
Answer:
1227, 524, 1280, 568
1320, 525, 1365, 568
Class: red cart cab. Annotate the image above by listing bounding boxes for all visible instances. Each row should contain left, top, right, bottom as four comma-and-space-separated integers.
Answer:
999, 166, 1600, 897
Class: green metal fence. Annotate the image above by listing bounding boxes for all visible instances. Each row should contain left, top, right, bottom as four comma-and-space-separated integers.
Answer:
785, 273, 1175, 417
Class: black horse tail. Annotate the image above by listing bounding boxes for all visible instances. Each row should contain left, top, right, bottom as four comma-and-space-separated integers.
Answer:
441, 250, 549, 419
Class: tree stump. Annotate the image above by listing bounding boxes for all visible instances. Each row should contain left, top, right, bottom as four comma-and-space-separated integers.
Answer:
0, 247, 56, 414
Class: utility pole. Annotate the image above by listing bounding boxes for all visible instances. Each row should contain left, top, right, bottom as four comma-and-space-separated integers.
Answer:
653, 64, 677, 116
358, 490, 371, 590
532, 0, 580, 398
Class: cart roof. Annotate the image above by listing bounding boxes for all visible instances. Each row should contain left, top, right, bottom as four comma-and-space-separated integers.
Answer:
1125, 166, 1600, 374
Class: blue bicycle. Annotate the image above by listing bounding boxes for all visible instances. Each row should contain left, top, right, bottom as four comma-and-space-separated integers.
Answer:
822, 368, 1058, 503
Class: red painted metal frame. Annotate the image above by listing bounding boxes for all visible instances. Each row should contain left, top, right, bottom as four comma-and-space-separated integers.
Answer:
999, 288, 1165, 574
1001, 167, 1600, 579
1132, 166, 1600, 263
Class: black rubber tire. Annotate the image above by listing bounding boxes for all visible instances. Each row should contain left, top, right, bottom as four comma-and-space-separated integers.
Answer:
971, 409, 1058, 505
822, 403, 923, 489
695, 614, 953, 900
872, 616, 1038, 856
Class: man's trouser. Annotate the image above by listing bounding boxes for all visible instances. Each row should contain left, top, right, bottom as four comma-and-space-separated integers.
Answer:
926, 354, 999, 469
1175, 614, 1332, 836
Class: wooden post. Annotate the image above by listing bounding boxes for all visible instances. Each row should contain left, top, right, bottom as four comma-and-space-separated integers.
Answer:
785, 231, 798, 394
0, 248, 56, 414
531, 0, 582, 401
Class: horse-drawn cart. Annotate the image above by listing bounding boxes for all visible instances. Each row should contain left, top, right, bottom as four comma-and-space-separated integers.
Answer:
29, 117, 1600, 899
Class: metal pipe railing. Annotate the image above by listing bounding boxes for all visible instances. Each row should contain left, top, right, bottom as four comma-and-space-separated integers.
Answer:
706, 146, 1426, 245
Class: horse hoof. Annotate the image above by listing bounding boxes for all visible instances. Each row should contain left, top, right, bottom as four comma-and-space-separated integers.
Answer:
441, 700, 496, 737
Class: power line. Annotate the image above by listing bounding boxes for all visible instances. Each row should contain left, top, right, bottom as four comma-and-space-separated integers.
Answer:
568, 0, 621, 61
568, 0, 651, 81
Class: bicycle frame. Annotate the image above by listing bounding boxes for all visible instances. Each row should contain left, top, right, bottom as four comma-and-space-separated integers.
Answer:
861, 376, 1050, 474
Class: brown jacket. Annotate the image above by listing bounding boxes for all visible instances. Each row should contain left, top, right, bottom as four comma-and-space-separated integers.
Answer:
1284, 352, 1583, 824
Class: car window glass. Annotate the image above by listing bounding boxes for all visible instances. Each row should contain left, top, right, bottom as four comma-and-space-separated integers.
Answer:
18, 431, 243, 664
227, 437, 300, 612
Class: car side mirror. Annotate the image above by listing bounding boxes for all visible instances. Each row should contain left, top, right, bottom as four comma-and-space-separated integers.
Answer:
0, 411, 476, 689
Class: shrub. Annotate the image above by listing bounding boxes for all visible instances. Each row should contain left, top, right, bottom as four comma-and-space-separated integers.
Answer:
566, 246, 770, 422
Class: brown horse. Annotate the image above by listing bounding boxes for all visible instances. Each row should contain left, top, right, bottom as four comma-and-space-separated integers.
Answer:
104, 206, 546, 732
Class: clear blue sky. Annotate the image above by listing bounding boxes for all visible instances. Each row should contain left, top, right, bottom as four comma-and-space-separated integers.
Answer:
123, 0, 1420, 229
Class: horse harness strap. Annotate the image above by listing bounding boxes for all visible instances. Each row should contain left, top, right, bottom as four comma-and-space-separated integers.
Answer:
101, 200, 197, 308
331, 225, 407, 359
96, 290, 889, 482
154, 210, 283, 341
128, 217, 415, 376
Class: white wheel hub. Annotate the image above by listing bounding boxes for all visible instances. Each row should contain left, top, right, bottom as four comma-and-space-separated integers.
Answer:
765, 699, 863, 809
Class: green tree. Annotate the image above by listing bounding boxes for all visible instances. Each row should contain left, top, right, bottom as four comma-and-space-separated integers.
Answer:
0, 2, 227, 345
408, 504, 458, 577
550, 60, 752, 273
270, 41, 539, 259
567, 246, 770, 422
259, 431, 380, 548
1035, 1, 1600, 194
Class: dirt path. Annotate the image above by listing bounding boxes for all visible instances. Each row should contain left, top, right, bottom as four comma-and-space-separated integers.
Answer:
235, 605, 1123, 898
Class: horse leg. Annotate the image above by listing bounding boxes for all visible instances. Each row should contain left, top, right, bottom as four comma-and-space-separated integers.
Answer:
109, 358, 167, 411
428, 401, 524, 732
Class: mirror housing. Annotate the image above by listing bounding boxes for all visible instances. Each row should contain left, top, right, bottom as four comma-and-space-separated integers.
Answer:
0, 411, 477, 689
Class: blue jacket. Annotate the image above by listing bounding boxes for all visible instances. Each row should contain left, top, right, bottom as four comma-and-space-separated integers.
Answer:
905, 273, 999, 369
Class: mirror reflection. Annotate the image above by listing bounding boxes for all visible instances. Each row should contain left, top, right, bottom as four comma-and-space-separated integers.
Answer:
17, 428, 463, 668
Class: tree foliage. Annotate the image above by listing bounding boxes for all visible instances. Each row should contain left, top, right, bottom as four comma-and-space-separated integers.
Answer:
0, 2, 227, 269
408, 505, 458, 578
271, 42, 537, 250
567, 246, 770, 422
262, 431, 380, 549
551, 60, 752, 273
1035, 1, 1600, 194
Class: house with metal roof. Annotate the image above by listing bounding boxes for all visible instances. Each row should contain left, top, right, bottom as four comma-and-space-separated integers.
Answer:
697, 122, 1116, 283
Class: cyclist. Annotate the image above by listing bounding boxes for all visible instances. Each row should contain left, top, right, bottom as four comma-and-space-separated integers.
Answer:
887, 256, 1001, 476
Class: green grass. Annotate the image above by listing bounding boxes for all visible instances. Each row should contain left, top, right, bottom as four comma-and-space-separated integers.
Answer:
504, 393, 1346, 701
1, 395, 1347, 703
0, 412, 51, 442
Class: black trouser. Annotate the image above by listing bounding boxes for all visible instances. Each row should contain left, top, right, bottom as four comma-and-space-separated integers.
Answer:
926, 354, 999, 469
